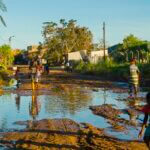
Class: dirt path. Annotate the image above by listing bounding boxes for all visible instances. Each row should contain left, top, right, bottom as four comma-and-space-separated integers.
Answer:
15, 65, 128, 92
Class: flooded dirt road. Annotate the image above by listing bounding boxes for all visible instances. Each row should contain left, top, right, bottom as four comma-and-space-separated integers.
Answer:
0, 66, 148, 149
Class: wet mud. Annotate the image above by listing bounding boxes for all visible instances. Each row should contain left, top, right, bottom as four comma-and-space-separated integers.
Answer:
0, 119, 148, 150
89, 98, 145, 133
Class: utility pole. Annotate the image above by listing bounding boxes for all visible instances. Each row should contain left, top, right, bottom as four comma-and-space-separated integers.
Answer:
103, 22, 106, 61
8, 36, 15, 46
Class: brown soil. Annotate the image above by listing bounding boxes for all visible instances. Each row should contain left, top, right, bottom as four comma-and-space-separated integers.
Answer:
90, 104, 122, 120
89, 104, 142, 132
15, 66, 124, 90
0, 119, 148, 150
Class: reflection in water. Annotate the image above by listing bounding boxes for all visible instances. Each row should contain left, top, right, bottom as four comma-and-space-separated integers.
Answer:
128, 109, 138, 126
126, 98, 140, 126
0, 117, 7, 129
45, 85, 92, 115
103, 88, 108, 104
15, 94, 21, 112
29, 91, 41, 121
0, 86, 147, 141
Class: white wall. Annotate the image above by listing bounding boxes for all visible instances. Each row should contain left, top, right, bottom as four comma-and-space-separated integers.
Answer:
68, 50, 87, 61
89, 50, 108, 63
67, 49, 108, 63
90, 50, 108, 57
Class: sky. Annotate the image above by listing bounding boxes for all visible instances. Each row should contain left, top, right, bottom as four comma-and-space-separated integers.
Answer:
0, 0, 150, 49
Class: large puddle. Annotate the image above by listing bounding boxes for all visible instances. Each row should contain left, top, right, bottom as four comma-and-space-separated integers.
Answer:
0, 83, 147, 142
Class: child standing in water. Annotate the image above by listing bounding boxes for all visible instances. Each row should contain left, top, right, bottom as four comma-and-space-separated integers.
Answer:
138, 92, 150, 148
35, 63, 42, 88
129, 58, 140, 98
15, 67, 21, 88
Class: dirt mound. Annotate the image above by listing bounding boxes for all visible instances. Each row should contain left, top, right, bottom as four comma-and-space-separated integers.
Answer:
0, 119, 148, 150
89, 104, 141, 132
89, 104, 121, 120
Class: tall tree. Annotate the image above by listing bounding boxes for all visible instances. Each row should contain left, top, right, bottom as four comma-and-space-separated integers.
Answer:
42, 19, 93, 64
0, 0, 6, 26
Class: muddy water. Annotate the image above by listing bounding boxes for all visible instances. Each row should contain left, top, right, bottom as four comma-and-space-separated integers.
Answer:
0, 84, 147, 141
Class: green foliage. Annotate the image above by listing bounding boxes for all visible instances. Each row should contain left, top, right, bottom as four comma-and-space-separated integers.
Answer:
42, 19, 93, 65
123, 34, 142, 50
74, 58, 150, 85
0, 69, 10, 84
111, 34, 150, 63
0, 0, 6, 26
74, 59, 130, 81
0, 44, 14, 67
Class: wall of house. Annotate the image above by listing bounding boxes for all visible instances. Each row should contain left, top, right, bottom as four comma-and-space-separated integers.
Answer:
67, 49, 108, 63
89, 50, 108, 63
68, 50, 87, 61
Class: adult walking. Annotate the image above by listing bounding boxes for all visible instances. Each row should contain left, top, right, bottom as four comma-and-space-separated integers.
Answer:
129, 58, 140, 98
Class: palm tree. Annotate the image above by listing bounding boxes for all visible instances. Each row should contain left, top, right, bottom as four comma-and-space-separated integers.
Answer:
0, 0, 6, 26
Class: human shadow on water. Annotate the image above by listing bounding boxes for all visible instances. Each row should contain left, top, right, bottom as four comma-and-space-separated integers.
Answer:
15, 94, 21, 112
29, 91, 41, 121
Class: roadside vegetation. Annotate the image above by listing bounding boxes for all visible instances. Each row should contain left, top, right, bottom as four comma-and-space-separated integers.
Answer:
73, 59, 129, 80
73, 59, 150, 85
0, 1, 14, 86
0, 45, 14, 86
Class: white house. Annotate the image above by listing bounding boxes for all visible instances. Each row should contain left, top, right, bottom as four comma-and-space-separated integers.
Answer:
89, 50, 108, 63
67, 50, 88, 61
67, 49, 108, 63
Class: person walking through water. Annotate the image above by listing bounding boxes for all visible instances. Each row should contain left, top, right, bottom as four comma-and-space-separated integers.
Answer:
15, 67, 21, 88
44, 62, 49, 75
35, 62, 42, 89
138, 92, 150, 148
129, 58, 140, 98
30, 60, 37, 90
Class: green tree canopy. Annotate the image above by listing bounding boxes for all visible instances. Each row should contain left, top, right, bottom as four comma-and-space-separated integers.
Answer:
123, 34, 144, 52
0, 44, 14, 67
110, 34, 150, 62
42, 19, 93, 65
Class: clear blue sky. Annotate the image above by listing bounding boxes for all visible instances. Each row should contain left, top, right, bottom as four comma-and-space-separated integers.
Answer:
0, 0, 150, 49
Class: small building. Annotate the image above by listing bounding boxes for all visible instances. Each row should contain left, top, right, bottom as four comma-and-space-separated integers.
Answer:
89, 49, 108, 63
67, 50, 88, 62
27, 45, 39, 54
67, 49, 108, 64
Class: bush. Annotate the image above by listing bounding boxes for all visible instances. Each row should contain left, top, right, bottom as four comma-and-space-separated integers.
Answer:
73, 59, 150, 84
73, 59, 130, 81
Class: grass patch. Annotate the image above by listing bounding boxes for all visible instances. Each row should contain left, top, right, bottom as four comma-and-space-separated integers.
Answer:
73, 60, 150, 83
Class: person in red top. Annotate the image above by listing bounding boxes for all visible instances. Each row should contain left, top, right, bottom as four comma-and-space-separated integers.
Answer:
138, 92, 150, 148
